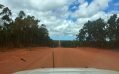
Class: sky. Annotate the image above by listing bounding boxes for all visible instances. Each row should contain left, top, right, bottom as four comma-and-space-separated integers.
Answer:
0, 0, 119, 40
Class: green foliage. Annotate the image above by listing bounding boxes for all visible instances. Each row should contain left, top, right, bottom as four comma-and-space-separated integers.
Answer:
0, 4, 52, 48
77, 14, 119, 48
52, 40, 78, 48
60, 40, 78, 48
0, 4, 4, 9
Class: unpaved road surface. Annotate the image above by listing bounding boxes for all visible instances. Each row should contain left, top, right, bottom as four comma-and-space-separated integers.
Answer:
0, 47, 119, 74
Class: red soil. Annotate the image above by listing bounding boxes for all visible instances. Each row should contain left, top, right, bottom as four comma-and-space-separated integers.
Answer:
0, 47, 119, 74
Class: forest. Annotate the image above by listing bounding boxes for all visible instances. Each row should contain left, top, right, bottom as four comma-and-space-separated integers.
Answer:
0, 4, 119, 49
0, 4, 52, 48
77, 14, 119, 48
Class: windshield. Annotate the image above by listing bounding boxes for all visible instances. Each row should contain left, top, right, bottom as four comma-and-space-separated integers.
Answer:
0, 0, 119, 74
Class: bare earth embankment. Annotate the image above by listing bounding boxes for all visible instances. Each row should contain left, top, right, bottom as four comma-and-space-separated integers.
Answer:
0, 47, 119, 74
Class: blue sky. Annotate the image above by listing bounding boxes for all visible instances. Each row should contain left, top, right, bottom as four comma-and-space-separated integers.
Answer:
0, 0, 119, 40
68, 0, 119, 15
51, 36, 76, 40
105, 0, 119, 13
52, 0, 119, 40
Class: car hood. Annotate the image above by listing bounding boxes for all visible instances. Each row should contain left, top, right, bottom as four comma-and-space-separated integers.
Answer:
13, 68, 119, 74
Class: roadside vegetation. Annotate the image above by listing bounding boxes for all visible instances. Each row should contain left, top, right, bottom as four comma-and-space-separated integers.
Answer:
0, 4, 52, 48
77, 14, 119, 48
52, 40, 78, 48
0, 4, 119, 49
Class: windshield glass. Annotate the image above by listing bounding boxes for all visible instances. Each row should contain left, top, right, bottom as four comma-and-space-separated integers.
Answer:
0, 0, 119, 74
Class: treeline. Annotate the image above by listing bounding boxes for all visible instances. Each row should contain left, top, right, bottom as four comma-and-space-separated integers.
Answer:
60, 40, 78, 48
1, 4, 119, 49
0, 4, 52, 48
77, 14, 119, 48
52, 40, 78, 48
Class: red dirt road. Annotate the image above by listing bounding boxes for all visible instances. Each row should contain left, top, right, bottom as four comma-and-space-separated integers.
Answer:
0, 47, 53, 74
0, 47, 119, 74
54, 48, 119, 70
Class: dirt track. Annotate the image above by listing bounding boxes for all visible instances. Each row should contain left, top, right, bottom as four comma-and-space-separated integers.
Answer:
0, 47, 119, 74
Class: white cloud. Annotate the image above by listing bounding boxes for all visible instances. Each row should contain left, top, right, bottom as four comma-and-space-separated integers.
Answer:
78, 0, 85, 4
0, 0, 73, 11
74, 0, 110, 18
0, 0, 116, 39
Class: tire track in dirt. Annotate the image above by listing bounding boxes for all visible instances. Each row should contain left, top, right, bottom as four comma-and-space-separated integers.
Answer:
54, 48, 119, 71
0, 47, 119, 74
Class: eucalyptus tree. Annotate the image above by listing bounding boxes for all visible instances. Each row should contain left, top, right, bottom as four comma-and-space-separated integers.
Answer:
0, 4, 12, 47
107, 14, 117, 42
77, 18, 107, 47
